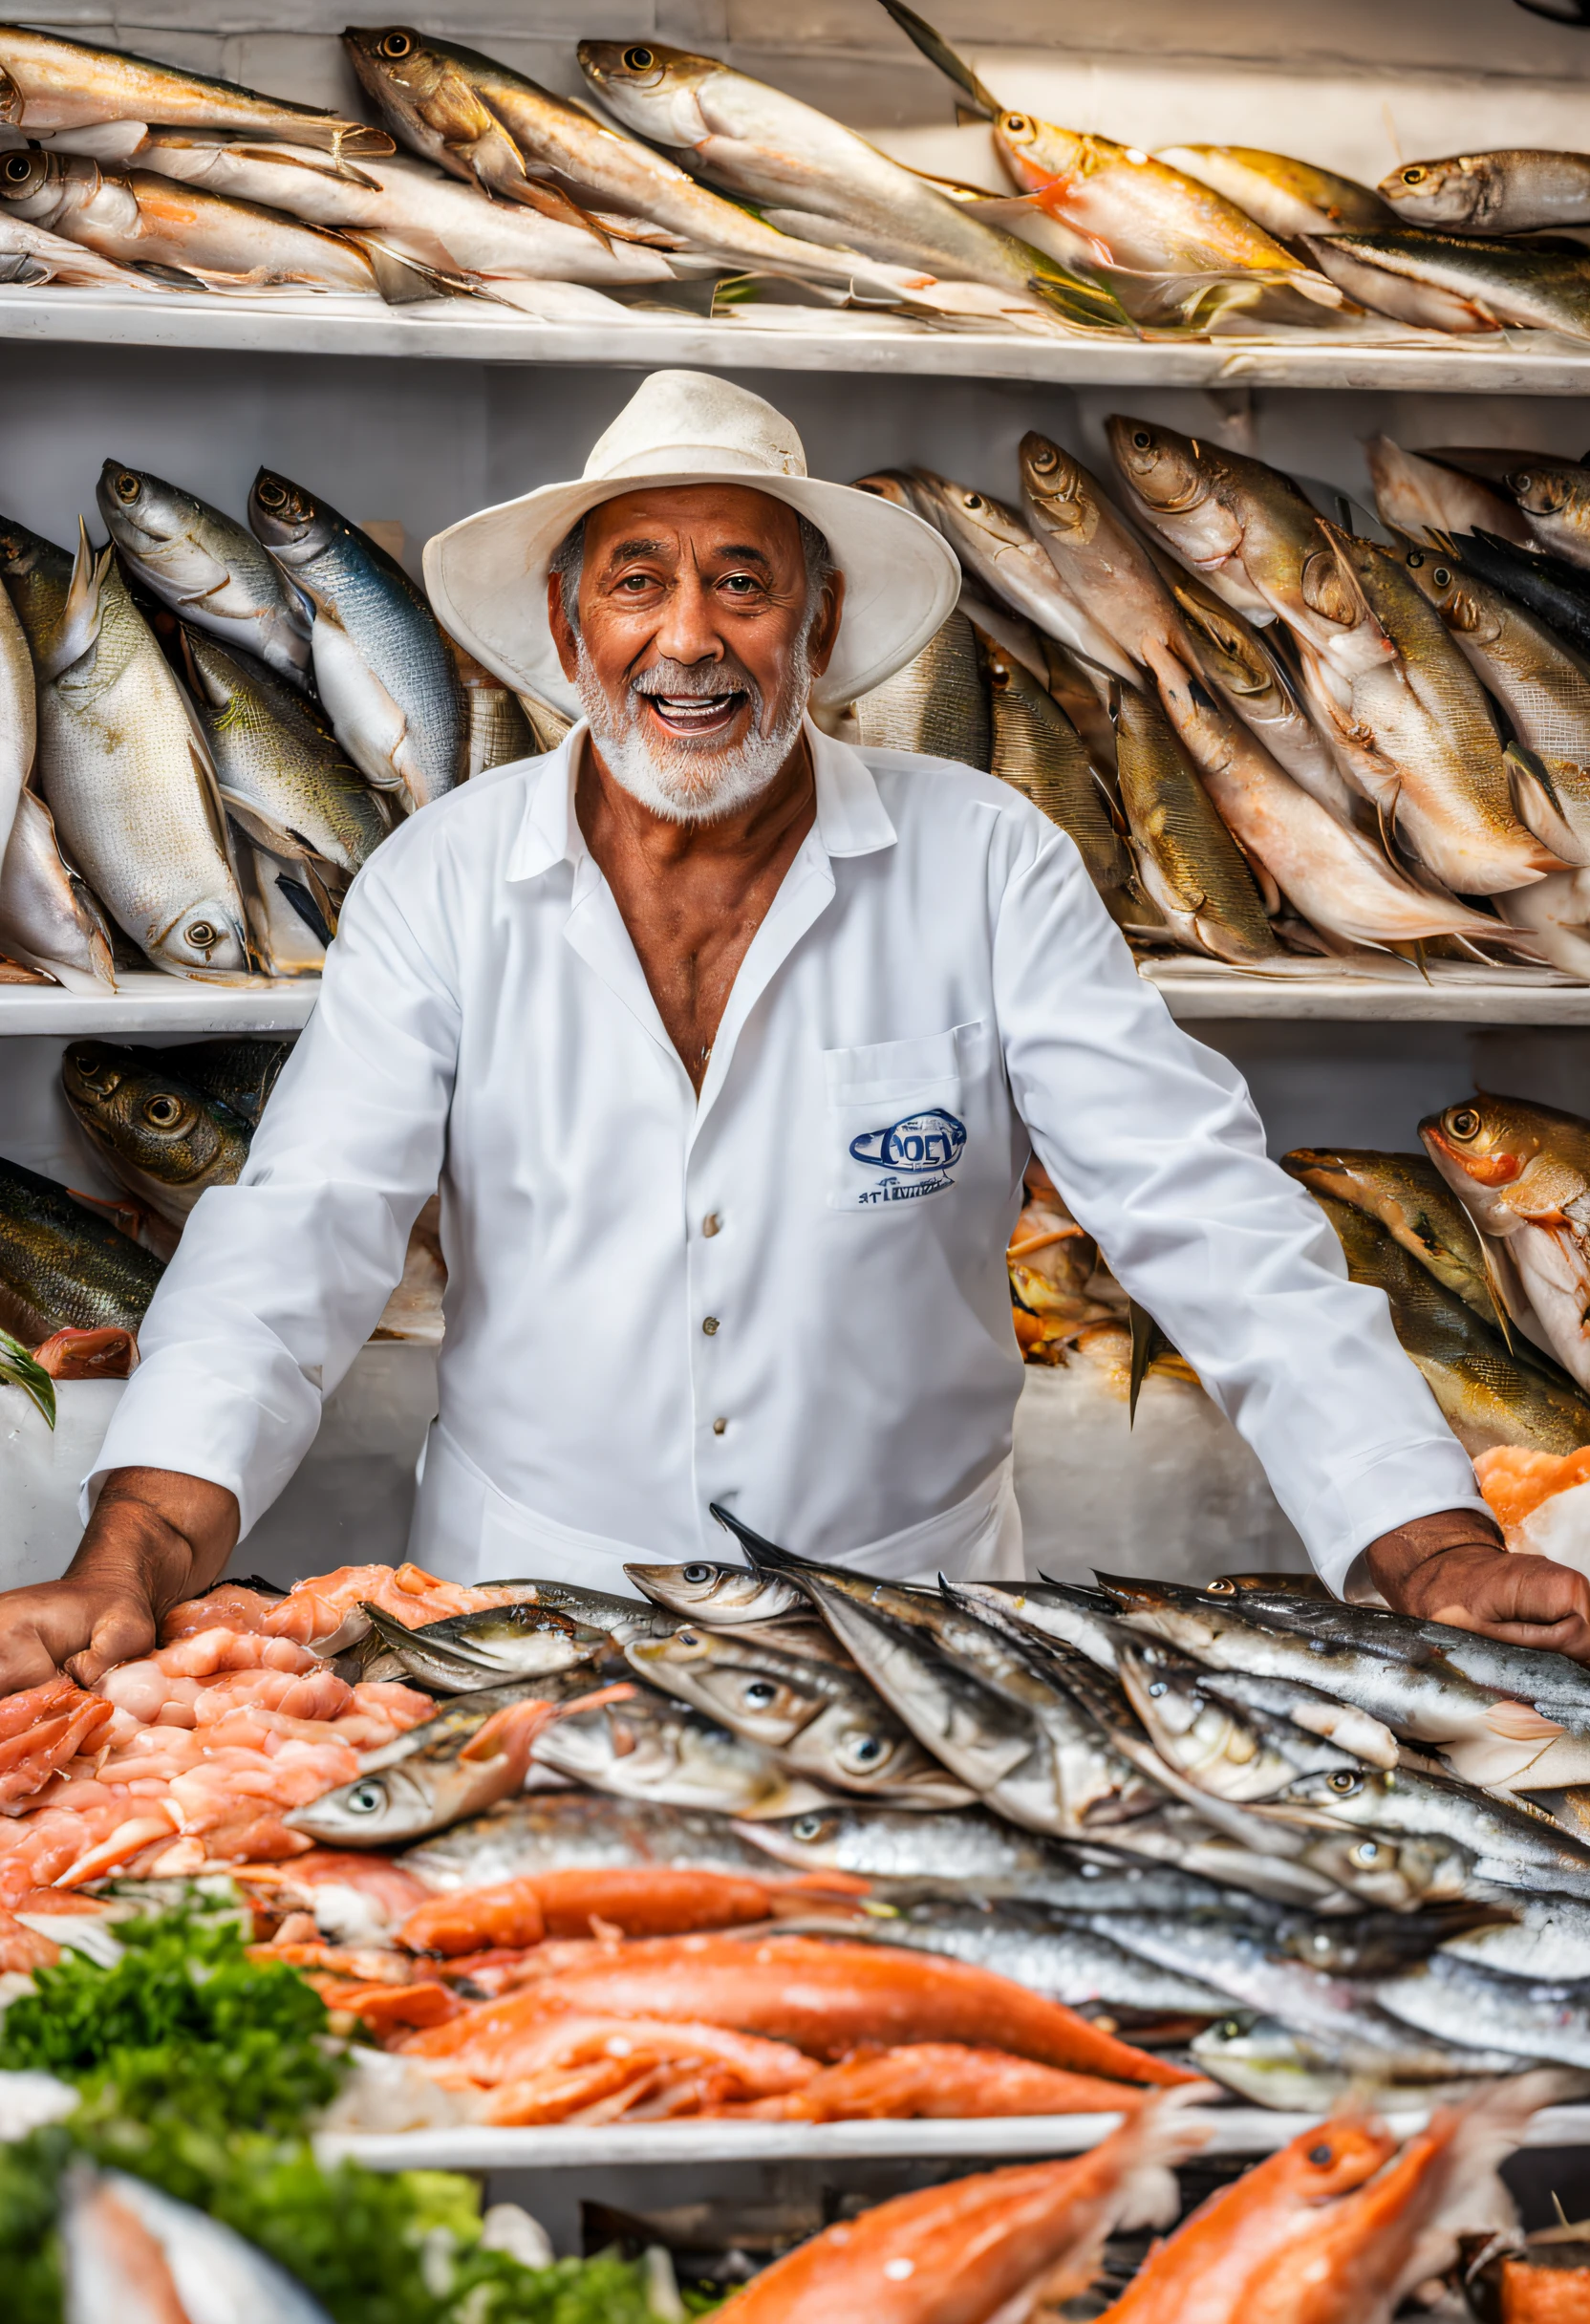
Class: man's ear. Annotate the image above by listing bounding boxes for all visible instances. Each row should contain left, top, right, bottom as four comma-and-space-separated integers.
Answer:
805, 569, 847, 682
548, 570, 580, 682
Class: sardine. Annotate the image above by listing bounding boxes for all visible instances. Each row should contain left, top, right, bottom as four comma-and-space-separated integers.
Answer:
1295, 524, 1559, 898
286, 1675, 600, 1845
855, 1893, 1232, 2015
1019, 432, 1192, 673
850, 606, 990, 770
531, 1685, 838, 1819
977, 627, 1128, 893
181, 630, 389, 880
0, 789, 116, 996
1296, 1826, 1480, 1912
62, 1040, 251, 1230
910, 469, 1138, 680
1459, 527, 1590, 663
0, 1151, 163, 1343
1153, 146, 1391, 238
1428, 446, 1590, 570
1282, 1147, 1504, 1328
1263, 1760, 1590, 1898
1379, 149, 1590, 236
577, 39, 1129, 332
1378, 1948, 1590, 2065
34, 528, 248, 979
1440, 1891, 1590, 1981
625, 1558, 811, 1625
1364, 435, 1533, 550
1097, 1566, 1581, 1788
1093, 1910, 1528, 2076
1111, 676, 1283, 965
343, 28, 938, 303
1310, 228, 1590, 341
1156, 563, 1364, 826
399, 1790, 785, 1889
1189, 2012, 1509, 2110
96, 461, 310, 683
1117, 1641, 1363, 1802
0, 25, 389, 153
360, 1598, 611, 1691
0, 149, 425, 298
1423, 1092, 1590, 1393
132, 134, 694, 290
946, 1578, 1125, 1674
248, 468, 464, 810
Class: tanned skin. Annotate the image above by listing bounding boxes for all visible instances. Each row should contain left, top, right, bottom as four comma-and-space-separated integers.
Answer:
0, 486, 1561, 1684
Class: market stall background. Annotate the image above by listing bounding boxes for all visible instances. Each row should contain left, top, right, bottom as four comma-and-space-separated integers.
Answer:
7, 0, 1590, 1565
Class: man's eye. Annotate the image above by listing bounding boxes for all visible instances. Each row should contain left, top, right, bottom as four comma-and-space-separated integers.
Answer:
721, 575, 759, 593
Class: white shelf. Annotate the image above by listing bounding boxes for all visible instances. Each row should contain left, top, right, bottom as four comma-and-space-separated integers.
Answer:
9, 287, 1590, 392
0, 972, 319, 1036
319, 2101, 1590, 2173
1137, 959, 1590, 1023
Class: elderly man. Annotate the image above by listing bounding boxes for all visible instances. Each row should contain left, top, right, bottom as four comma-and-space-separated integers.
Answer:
0, 368, 1574, 1694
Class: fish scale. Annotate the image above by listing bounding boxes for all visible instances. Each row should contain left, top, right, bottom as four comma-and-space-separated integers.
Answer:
851, 606, 991, 770
1111, 678, 1280, 964
0, 1151, 164, 1342
978, 624, 1128, 893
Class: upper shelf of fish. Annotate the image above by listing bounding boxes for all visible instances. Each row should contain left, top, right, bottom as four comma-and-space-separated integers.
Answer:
8, 10, 1590, 380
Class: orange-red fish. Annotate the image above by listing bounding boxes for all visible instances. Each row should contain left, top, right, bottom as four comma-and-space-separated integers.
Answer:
398, 1866, 782, 1954
716, 2043, 1155, 2121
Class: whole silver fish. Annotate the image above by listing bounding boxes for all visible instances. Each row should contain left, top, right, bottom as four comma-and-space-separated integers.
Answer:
1265, 1761, 1590, 1898
35, 527, 248, 978
1378, 1948, 1590, 2065
1117, 1641, 1364, 1803
1442, 1892, 1590, 1982
529, 1684, 838, 1819
626, 1558, 811, 1625
181, 631, 389, 881
1309, 228, 1590, 341
285, 1676, 593, 1846
360, 1598, 611, 1691
0, 788, 116, 996
1190, 2012, 1515, 2111
577, 38, 1129, 333
850, 606, 990, 770
911, 469, 1138, 681
248, 468, 464, 810
399, 1790, 784, 1890
0, 25, 389, 153
851, 1894, 1232, 2015
96, 461, 310, 682
1379, 149, 1590, 235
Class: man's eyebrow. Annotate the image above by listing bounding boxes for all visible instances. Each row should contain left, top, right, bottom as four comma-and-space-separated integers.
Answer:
706, 544, 774, 569
600, 537, 668, 564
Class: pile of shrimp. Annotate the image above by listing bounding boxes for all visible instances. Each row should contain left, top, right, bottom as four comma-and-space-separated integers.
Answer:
0, 1562, 523, 1919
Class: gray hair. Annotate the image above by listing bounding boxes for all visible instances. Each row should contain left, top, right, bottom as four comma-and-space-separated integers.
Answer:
548, 507, 834, 636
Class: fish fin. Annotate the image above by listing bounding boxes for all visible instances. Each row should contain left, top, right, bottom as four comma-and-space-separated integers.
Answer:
41, 519, 109, 682
1475, 1232, 1520, 1350
871, 0, 1005, 120
214, 788, 312, 864
1127, 1300, 1170, 1426
709, 1501, 806, 1570
1486, 1700, 1565, 1743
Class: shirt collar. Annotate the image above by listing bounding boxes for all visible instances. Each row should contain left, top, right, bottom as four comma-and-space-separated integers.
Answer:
505, 714, 895, 885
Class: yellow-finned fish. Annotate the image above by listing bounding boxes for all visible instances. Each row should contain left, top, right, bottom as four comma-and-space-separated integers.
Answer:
978, 627, 1128, 894
1282, 1147, 1505, 1330
1110, 678, 1282, 966
1154, 145, 1391, 238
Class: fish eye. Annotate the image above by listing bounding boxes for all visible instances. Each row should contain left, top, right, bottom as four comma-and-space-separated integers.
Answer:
1206, 1578, 1235, 1593
1214, 2017, 1242, 2038
1431, 566, 1451, 586
142, 1094, 183, 1127
1029, 443, 1059, 474
1400, 166, 1428, 186
676, 1627, 699, 1646
1406, 550, 1424, 567
743, 1680, 776, 1706
185, 921, 218, 952
1328, 1771, 1360, 1794
1448, 1107, 1481, 1141
849, 1734, 886, 1765
623, 45, 655, 69
682, 1564, 713, 1584
112, 472, 140, 504
962, 492, 985, 511
1148, 1681, 1167, 1697
255, 478, 289, 511
1004, 114, 1030, 135
1350, 1840, 1383, 1865
790, 1814, 825, 1840
1308, 2142, 1334, 2166
1515, 472, 1534, 492
344, 1779, 386, 1815
2, 152, 37, 184
1132, 430, 1152, 451
378, 31, 412, 57
990, 664, 1010, 689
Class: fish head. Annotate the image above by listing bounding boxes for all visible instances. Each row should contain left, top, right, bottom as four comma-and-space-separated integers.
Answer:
146, 893, 249, 978
1019, 432, 1106, 548
577, 40, 715, 146
1378, 155, 1487, 229
95, 462, 199, 561
343, 27, 453, 111
1273, 2113, 1401, 2195
623, 1558, 802, 1623
1297, 1826, 1473, 1909
1393, 543, 1503, 647
1107, 416, 1214, 521
992, 110, 1086, 198
0, 514, 71, 650
912, 469, 1032, 566
284, 1758, 436, 1844
1266, 1764, 1385, 1824
248, 469, 332, 569
851, 470, 938, 526
1422, 1091, 1590, 1221
61, 1040, 246, 1196
1164, 577, 1273, 699
1481, 453, 1590, 527
407, 1603, 605, 1679
629, 1628, 822, 1740
730, 1807, 847, 1871
0, 147, 93, 228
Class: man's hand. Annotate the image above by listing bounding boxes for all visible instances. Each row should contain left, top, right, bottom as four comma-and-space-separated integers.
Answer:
1365, 1506, 1590, 1661
0, 1468, 240, 1695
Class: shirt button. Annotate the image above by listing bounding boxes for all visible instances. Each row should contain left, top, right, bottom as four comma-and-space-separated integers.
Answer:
702, 1316, 720, 1336
713, 1417, 727, 1435
702, 1212, 721, 1237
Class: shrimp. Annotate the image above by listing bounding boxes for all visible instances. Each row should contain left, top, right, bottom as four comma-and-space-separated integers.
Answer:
0, 1680, 114, 1803
433, 2008, 818, 2107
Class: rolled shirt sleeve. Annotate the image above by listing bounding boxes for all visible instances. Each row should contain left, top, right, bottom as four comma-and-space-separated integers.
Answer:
84, 857, 460, 1537
993, 822, 1488, 1596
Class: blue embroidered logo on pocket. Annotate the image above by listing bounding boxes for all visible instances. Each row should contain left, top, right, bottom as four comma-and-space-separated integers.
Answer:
848, 1108, 966, 1202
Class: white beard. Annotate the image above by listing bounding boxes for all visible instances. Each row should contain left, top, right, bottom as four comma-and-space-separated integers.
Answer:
572, 634, 812, 824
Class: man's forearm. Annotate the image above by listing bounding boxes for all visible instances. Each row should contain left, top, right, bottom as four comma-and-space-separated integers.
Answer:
73, 1467, 242, 1612
1352, 1507, 1507, 1605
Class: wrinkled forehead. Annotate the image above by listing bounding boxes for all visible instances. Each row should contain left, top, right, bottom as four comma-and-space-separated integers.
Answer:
583, 481, 805, 569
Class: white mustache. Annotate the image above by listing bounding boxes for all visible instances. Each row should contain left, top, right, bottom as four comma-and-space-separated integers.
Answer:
631, 657, 759, 706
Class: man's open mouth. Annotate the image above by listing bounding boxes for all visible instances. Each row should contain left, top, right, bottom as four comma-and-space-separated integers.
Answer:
640, 690, 747, 739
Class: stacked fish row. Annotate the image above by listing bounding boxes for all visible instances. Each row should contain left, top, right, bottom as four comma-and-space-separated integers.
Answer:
58, 1545, 1590, 2117
0, 459, 552, 991
860, 424, 1590, 978
8, 11, 1590, 347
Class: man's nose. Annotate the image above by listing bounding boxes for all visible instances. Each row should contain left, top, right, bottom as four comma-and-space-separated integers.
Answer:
652, 570, 724, 665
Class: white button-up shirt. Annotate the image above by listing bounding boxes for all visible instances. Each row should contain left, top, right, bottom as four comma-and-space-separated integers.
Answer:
91, 720, 1485, 1598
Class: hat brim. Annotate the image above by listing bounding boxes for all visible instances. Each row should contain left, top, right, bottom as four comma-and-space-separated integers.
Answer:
422, 471, 962, 718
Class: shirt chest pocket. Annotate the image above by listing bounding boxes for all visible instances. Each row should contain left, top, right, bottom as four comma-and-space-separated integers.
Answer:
823, 1022, 987, 1215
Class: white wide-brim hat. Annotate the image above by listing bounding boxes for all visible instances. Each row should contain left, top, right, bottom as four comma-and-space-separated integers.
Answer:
422, 369, 960, 718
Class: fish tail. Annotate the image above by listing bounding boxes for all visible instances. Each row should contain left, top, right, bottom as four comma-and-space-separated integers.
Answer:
1485, 1700, 1564, 1742
1027, 264, 1138, 336
1106, 2084, 1219, 2232
42, 517, 110, 680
